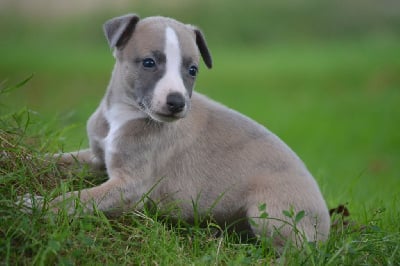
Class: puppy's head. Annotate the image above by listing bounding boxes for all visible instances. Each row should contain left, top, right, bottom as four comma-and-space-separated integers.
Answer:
103, 14, 212, 122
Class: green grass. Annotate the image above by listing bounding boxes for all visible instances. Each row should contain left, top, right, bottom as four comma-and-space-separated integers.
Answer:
1, 109, 399, 264
1, 1, 400, 264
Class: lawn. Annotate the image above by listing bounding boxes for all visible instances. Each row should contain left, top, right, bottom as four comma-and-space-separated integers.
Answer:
1, 1, 399, 264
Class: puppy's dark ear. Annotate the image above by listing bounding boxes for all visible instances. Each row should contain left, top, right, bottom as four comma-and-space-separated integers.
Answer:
103, 14, 140, 49
194, 28, 212, 69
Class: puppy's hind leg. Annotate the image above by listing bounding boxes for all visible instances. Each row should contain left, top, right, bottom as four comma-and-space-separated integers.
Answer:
246, 197, 329, 252
246, 202, 302, 250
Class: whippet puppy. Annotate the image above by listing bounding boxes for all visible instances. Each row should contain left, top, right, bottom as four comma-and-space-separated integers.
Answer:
23, 14, 330, 247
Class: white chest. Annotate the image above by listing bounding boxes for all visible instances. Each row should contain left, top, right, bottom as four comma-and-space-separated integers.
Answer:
103, 104, 147, 153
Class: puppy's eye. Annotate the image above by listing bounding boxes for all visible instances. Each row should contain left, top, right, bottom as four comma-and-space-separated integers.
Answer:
142, 58, 156, 68
188, 65, 198, 77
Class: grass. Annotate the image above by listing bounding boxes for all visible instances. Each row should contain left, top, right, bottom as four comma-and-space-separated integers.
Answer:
1, 1, 400, 264
0, 110, 399, 264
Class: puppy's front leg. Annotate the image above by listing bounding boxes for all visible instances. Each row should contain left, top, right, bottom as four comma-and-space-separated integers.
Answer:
49, 161, 153, 214
20, 173, 146, 215
55, 149, 93, 164
50, 179, 134, 214
54, 148, 104, 171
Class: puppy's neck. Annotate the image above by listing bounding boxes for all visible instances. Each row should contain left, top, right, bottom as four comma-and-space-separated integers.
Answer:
105, 103, 147, 131
103, 64, 148, 123
103, 64, 134, 106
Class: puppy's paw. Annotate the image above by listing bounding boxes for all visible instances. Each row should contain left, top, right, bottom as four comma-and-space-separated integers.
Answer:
17, 194, 45, 213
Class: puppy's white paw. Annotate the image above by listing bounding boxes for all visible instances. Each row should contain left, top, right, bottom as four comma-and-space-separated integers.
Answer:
17, 194, 45, 213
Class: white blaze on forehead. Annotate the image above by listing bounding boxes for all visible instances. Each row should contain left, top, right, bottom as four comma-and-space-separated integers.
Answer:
165, 27, 180, 58
162, 27, 185, 93
151, 26, 187, 116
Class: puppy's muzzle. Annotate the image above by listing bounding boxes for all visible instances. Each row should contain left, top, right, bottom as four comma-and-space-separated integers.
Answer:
148, 92, 189, 123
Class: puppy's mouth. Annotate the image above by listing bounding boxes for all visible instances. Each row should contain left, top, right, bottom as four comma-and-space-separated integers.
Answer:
138, 102, 187, 123
149, 111, 186, 123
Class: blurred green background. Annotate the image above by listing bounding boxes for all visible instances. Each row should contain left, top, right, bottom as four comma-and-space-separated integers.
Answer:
1, 0, 399, 213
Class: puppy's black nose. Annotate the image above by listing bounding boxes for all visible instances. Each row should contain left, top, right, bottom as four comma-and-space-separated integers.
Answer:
166, 93, 186, 113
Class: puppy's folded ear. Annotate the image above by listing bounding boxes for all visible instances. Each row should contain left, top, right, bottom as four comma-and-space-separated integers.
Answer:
103, 14, 140, 49
193, 28, 213, 69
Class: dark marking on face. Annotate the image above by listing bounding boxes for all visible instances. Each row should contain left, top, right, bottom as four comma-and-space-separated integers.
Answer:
181, 56, 197, 97
130, 50, 167, 111
152, 50, 167, 65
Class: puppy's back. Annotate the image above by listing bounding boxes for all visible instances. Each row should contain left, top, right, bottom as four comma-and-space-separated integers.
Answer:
152, 91, 329, 243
